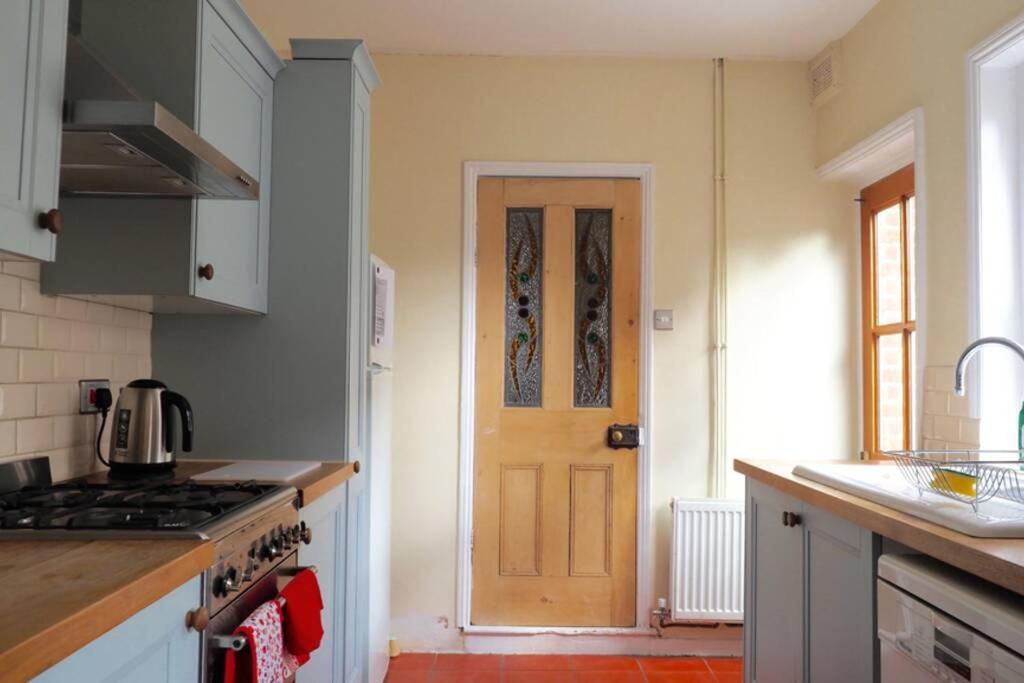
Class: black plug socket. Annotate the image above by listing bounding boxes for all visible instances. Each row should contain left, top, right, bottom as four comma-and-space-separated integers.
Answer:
94, 387, 113, 413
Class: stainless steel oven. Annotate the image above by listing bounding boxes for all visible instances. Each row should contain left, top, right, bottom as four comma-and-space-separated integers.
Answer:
199, 494, 311, 682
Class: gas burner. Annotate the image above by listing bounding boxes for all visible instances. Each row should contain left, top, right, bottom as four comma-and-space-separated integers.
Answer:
0, 479, 288, 535
0, 483, 110, 510
0, 509, 48, 529
66, 507, 214, 530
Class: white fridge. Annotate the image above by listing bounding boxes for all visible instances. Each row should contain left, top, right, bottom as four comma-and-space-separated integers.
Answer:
368, 255, 394, 683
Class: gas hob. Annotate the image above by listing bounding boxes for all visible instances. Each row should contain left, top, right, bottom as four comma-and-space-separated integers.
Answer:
0, 479, 297, 540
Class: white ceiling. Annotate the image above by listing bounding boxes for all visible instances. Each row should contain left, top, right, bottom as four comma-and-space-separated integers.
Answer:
240, 0, 879, 61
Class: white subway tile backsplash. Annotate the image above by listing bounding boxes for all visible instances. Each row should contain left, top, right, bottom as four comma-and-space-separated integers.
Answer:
126, 327, 150, 355
55, 296, 89, 321
53, 414, 89, 449
0, 261, 152, 478
2, 262, 40, 280
86, 302, 115, 325
1, 311, 38, 347
70, 321, 101, 352
16, 417, 53, 453
113, 307, 140, 329
923, 390, 948, 417
948, 393, 971, 418
53, 351, 86, 381
0, 349, 17, 383
113, 354, 139, 381
84, 353, 114, 378
19, 350, 54, 382
922, 365, 980, 450
0, 275, 20, 311
932, 415, 959, 442
99, 325, 127, 353
20, 280, 57, 317
38, 316, 71, 350
37, 383, 76, 416
0, 384, 36, 419
0, 421, 14, 457
960, 417, 981, 446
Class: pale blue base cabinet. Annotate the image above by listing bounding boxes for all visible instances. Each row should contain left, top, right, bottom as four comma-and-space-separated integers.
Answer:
32, 577, 201, 683
743, 479, 880, 683
298, 474, 369, 683
0, 0, 66, 262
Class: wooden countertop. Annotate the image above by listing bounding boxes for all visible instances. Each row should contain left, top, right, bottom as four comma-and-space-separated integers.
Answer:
736, 459, 1024, 596
174, 459, 360, 507
0, 539, 213, 683
0, 459, 356, 680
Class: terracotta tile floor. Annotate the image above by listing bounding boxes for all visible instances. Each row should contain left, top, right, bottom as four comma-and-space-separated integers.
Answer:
386, 654, 742, 682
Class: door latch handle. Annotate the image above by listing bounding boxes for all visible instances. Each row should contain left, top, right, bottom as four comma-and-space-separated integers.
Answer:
607, 424, 640, 449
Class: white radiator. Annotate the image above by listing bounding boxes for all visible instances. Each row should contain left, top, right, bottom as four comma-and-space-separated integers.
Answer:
669, 498, 745, 622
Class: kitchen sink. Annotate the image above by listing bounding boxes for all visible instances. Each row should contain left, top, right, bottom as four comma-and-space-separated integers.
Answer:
792, 462, 1024, 538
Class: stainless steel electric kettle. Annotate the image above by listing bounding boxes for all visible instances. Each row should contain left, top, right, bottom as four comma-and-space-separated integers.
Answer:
106, 379, 193, 477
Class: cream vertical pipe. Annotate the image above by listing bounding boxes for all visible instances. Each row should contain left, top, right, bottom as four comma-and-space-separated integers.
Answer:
710, 58, 729, 498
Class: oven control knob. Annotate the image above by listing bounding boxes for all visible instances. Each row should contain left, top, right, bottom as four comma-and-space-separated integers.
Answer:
261, 541, 282, 560
223, 566, 241, 593
248, 547, 260, 571
291, 525, 301, 542
281, 533, 293, 550
214, 566, 241, 596
242, 557, 256, 582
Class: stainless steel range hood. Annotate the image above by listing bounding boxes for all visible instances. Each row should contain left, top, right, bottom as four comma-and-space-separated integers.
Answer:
60, 35, 258, 199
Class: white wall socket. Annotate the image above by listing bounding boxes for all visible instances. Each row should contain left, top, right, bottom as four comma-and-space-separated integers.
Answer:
79, 379, 111, 414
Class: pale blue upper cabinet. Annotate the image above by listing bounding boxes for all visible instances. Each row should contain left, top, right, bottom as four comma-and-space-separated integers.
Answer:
41, 0, 283, 313
0, 0, 67, 262
193, 1, 274, 312
32, 576, 202, 683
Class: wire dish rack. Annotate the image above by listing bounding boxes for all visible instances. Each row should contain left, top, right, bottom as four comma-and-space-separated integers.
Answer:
885, 450, 1024, 511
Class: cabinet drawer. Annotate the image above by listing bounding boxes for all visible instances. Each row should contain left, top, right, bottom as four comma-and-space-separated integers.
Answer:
194, 0, 273, 312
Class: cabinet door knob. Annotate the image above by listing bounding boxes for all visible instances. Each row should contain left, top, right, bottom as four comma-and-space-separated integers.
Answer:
782, 511, 803, 527
37, 209, 63, 235
198, 263, 215, 280
300, 522, 313, 545
185, 606, 210, 631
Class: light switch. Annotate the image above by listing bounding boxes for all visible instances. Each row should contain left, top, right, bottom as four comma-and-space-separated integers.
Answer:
653, 309, 674, 330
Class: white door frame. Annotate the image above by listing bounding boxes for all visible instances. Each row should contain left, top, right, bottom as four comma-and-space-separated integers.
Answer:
457, 161, 655, 635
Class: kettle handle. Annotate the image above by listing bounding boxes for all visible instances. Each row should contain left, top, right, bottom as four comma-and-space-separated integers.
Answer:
161, 391, 194, 453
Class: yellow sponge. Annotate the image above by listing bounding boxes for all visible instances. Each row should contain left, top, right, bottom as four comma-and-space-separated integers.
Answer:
931, 468, 977, 497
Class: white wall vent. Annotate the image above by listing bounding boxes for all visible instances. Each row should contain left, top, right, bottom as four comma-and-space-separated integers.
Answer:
809, 41, 841, 108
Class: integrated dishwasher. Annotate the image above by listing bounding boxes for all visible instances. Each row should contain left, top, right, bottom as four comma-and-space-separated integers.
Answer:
877, 553, 1024, 682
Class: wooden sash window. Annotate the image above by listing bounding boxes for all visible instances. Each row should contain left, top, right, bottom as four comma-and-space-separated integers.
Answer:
861, 165, 916, 457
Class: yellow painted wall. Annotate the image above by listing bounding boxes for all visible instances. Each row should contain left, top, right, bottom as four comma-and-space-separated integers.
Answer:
370, 55, 856, 649
816, 0, 1024, 365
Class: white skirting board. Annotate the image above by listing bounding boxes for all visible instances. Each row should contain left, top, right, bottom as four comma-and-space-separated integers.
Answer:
669, 499, 745, 622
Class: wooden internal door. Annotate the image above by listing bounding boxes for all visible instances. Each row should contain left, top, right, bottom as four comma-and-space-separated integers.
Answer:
471, 177, 640, 627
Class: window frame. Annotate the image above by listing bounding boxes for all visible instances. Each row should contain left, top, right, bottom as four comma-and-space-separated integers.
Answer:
861, 164, 916, 458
